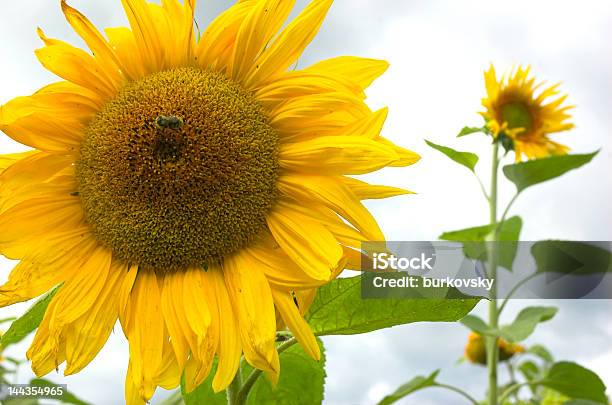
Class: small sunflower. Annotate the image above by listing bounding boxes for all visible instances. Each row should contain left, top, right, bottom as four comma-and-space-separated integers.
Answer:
481, 65, 574, 161
464, 332, 525, 365
0, 0, 418, 403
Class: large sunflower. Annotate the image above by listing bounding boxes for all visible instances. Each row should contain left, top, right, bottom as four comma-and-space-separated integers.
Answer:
0, 0, 418, 402
481, 65, 574, 161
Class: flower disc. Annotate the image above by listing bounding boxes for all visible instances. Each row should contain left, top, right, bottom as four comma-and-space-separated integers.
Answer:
76, 67, 279, 272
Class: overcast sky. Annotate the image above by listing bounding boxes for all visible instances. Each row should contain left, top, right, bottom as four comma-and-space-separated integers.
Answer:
1, 0, 611, 404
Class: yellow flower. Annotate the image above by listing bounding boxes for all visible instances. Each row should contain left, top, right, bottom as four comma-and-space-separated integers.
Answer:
0, 0, 419, 403
464, 332, 525, 365
481, 65, 574, 161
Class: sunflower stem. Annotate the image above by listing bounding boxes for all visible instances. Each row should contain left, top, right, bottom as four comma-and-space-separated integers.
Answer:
486, 142, 500, 405
227, 365, 243, 405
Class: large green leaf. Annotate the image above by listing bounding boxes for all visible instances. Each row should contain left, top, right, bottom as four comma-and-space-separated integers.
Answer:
377, 370, 440, 405
542, 362, 608, 404
245, 339, 325, 405
425, 140, 479, 172
439, 216, 522, 270
306, 276, 479, 336
503, 152, 598, 193
532, 241, 612, 275
1, 287, 59, 348
499, 306, 558, 343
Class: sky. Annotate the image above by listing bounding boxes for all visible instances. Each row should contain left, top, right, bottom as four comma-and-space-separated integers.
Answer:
0, 0, 611, 404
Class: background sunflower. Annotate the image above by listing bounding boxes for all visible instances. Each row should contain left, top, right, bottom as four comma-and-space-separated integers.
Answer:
1, 0, 611, 404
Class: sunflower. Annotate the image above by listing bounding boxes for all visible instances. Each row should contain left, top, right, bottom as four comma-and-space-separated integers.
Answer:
0, 0, 418, 402
481, 65, 574, 161
464, 332, 525, 365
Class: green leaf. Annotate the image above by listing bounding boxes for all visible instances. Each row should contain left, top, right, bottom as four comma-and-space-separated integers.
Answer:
542, 362, 608, 403
439, 216, 522, 270
377, 370, 440, 405
532, 241, 612, 275
460, 315, 495, 335
1, 287, 59, 349
457, 126, 486, 137
181, 360, 226, 405
563, 400, 608, 405
306, 276, 479, 336
527, 344, 554, 364
246, 339, 325, 405
503, 152, 598, 193
499, 306, 558, 342
30, 378, 91, 405
425, 140, 479, 172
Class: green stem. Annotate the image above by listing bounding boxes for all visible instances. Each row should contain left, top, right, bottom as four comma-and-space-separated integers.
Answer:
434, 383, 481, 405
498, 192, 519, 229
487, 142, 500, 405
235, 338, 298, 404
227, 366, 243, 405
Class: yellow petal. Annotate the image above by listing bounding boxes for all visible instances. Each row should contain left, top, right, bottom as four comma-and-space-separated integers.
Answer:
182, 269, 212, 349
125, 362, 146, 405
245, 0, 333, 88
306, 56, 389, 90
0, 230, 96, 307
27, 297, 67, 376
48, 246, 112, 330
278, 173, 385, 240
123, 271, 164, 401
195, 1, 253, 71
279, 135, 399, 175
244, 241, 329, 289
228, 0, 295, 81
0, 151, 37, 173
120, 0, 166, 73
64, 259, 124, 375
284, 200, 367, 247
344, 107, 388, 139
255, 72, 364, 110
160, 273, 190, 371
202, 265, 241, 392
155, 338, 181, 390
377, 136, 421, 167
160, 0, 197, 67
61, 0, 126, 84
0, 195, 85, 259
35, 29, 119, 99
223, 252, 279, 375
272, 289, 320, 360
267, 200, 342, 281
342, 177, 414, 200
0, 95, 85, 153
270, 92, 368, 134
105, 27, 147, 79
